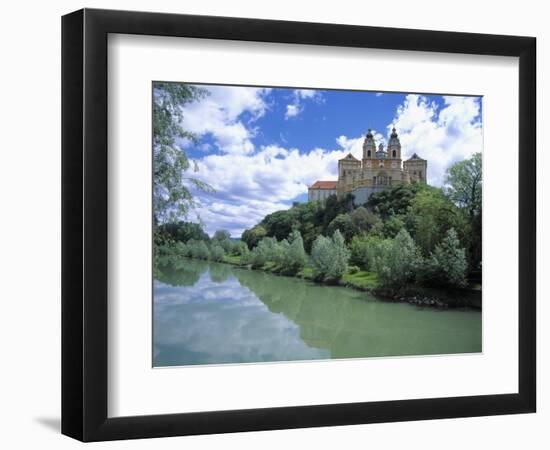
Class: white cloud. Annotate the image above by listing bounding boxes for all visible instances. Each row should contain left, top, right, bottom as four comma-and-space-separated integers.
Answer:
284, 89, 323, 120
180, 85, 271, 155
285, 104, 300, 119
189, 142, 349, 236
390, 94, 482, 186
336, 129, 386, 156
375, 92, 384, 97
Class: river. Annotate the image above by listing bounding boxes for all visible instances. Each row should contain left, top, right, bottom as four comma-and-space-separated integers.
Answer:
153, 258, 481, 367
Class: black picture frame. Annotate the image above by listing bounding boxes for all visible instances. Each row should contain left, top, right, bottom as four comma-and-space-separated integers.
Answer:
61, 8, 536, 442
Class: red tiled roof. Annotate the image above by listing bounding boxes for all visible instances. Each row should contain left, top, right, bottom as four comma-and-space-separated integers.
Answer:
309, 180, 337, 190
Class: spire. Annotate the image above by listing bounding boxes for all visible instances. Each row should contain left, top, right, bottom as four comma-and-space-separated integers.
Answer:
390, 126, 398, 139
366, 128, 373, 138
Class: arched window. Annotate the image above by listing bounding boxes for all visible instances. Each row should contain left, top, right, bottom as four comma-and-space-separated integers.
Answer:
367, 150, 371, 157
392, 150, 396, 158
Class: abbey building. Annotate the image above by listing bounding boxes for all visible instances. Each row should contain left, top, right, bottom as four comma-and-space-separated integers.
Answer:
308, 128, 427, 204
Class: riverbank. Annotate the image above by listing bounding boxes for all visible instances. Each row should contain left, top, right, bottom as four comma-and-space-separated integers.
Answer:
196, 254, 481, 309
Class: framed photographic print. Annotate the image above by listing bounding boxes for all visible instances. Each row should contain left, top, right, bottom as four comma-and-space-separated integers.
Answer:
61, 8, 536, 442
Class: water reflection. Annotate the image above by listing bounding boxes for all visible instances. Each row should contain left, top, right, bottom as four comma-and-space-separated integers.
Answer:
154, 258, 481, 367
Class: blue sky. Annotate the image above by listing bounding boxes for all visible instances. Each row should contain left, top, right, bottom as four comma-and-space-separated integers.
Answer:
174, 84, 482, 237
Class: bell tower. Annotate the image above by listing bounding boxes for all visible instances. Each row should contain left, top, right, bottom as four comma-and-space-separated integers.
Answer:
387, 127, 401, 159
362, 129, 376, 160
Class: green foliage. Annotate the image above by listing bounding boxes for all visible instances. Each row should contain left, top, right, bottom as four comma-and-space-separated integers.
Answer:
311, 235, 333, 280
242, 194, 355, 253
241, 225, 267, 249
366, 184, 422, 220
156, 221, 209, 244
445, 152, 482, 219
349, 235, 385, 270
239, 246, 254, 265
250, 237, 279, 268
350, 206, 382, 234
407, 186, 465, 255
327, 213, 358, 243
186, 239, 210, 260
234, 241, 249, 257
445, 153, 482, 274
153, 82, 213, 224
382, 215, 405, 238
374, 229, 423, 287
283, 231, 307, 275
418, 228, 468, 288
311, 230, 350, 281
209, 242, 226, 262
213, 229, 231, 241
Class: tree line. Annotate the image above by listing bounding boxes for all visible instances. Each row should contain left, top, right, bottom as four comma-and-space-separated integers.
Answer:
157, 152, 481, 293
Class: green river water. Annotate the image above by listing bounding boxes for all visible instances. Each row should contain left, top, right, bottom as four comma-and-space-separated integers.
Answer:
153, 258, 481, 367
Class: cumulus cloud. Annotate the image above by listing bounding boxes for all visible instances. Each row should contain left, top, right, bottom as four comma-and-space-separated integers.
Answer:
180, 85, 271, 155
390, 94, 482, 186
336, 129, 386, 157
189, 142, 351, 236
284, 89, 323, 120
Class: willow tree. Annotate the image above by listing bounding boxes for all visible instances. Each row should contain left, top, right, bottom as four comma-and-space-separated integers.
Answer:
153, 82, 213, 224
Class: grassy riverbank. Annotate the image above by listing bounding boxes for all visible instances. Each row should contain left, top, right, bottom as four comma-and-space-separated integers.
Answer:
220, 253, 380, 291
196, 253, 480, 309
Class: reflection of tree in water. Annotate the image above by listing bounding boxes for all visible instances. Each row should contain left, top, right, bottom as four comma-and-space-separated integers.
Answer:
208, 262, 233, 283
232, 269, 479, 358
154, 257, 208, 287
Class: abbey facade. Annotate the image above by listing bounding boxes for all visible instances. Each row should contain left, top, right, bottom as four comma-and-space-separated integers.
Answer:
308, 128, 428, 204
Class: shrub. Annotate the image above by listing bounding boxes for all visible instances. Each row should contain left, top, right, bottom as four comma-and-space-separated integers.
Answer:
239, 246, 254, 265
417, 228, 467, 288
187, 239, 210, 260
283, 230, 307, 274
311, 235, 332, 280
231, 240, 247, 256
209, 243, 225, 262
374, 229, 422, 287
349, 235, 384, 271
311, 230, 350, 281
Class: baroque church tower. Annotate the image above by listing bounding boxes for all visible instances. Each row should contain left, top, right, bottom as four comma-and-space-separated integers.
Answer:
331, 127, 427, 204
309, 126, 428, 204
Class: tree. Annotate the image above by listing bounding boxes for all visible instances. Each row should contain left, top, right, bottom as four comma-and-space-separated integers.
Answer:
156, 221, 209, 243
329, 230, 350, 279
241, 225, 267, 249
187, 239, 210, 260
382, 215, 405, 238
327, 213, 358, 243
284, 230, 307, 274
213, 229, 231, 241
349, 235, 384, 270
311, 230, 350, 281
374, 229, 422, 287
366, 184, 421, 220
209, 243, 226, 262
418, 228, 468, 288
445, 153, 482, 274
445, 152, 482, 220
407, 186, 465, 255
153, 82, 213, 224
311, 235, 333, 280
350, 206, 382, 234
